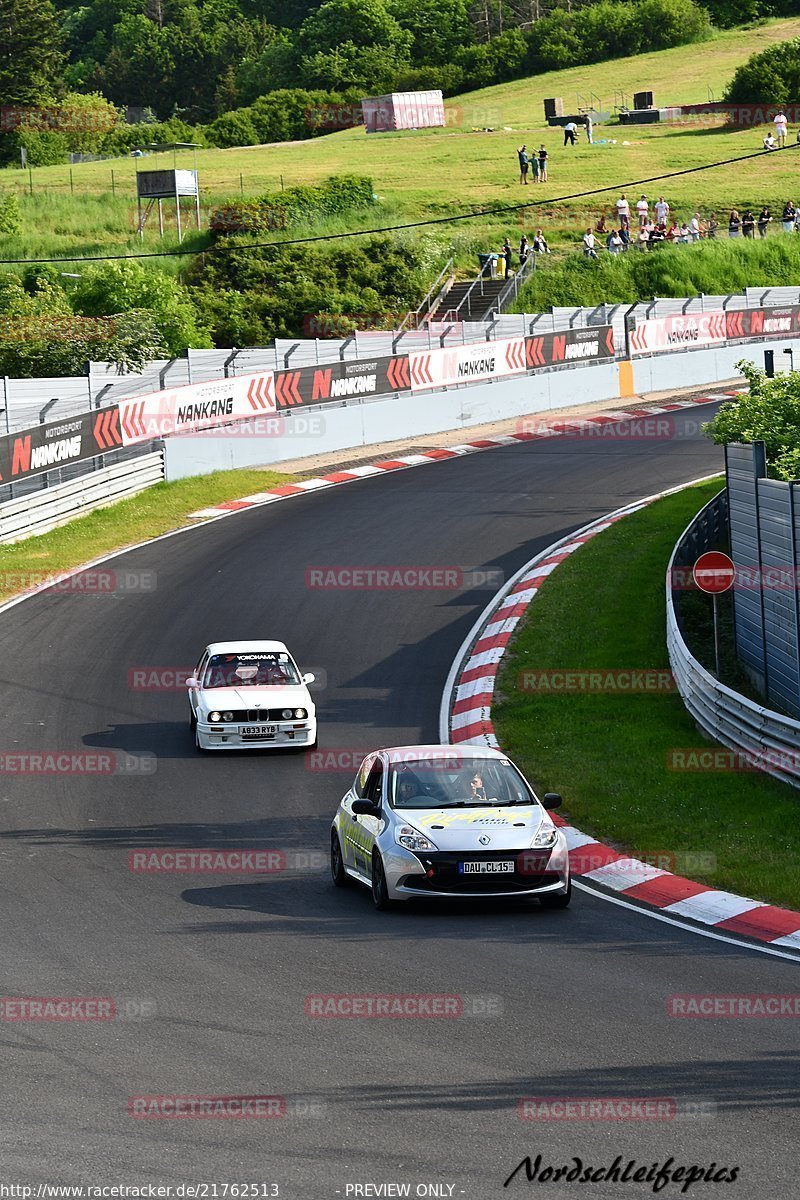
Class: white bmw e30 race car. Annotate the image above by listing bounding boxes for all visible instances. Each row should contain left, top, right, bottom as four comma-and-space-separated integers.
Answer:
187, 640, 317, 751
330, 744, 570, 909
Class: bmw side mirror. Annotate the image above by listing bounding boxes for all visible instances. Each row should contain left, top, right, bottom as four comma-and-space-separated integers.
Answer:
302, 673, 316, 685
352, 799, 381, 817
186, 677, 200, 689
543, 792, 562, 809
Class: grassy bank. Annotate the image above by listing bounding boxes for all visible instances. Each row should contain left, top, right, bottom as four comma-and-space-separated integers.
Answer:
3, 17, 800, 270
512, 233, 800, 310
492, 479, 800, 911
0, 466, 292, 601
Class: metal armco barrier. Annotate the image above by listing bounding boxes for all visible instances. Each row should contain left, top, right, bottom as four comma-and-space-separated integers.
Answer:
667, 490, 800, 790
0, 451, 165, 544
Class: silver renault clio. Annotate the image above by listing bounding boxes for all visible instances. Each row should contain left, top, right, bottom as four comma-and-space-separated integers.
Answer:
330, 744, 570, 910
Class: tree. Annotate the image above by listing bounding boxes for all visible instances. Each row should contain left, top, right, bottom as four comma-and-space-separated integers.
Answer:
0, 0, 65, 103
725, 38, 800, 107
72, 262, 212, 355
298, 0, 412, 58
392, 0, 472, 67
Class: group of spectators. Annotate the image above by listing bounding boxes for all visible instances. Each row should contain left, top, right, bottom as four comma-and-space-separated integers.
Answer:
497, 232, 550, 278
581, 193, 800, 258
517, 145, 549, 183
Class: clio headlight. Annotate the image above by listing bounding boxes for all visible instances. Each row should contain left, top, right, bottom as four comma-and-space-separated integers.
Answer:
396, 826, 438, 853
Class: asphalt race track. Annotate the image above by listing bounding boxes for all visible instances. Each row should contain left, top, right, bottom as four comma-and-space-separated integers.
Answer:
0, 400, 796, 1197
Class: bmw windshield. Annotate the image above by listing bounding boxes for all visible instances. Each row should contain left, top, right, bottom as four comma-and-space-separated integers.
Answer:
389, 756, 536, 808
203, 653, 301, 688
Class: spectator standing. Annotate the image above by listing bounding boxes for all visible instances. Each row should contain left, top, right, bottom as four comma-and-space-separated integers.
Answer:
706, 212, 718, 239
585, 115, 593, 143
649, 224, 665, 248
530, 152, 540, 182
517, 145, 529, 185
636, 195, 649, 227
637, 223, 651, 251
563, 120, 578, 146
728, 208, 741, 237
758, 206, 771, 238
689, 213, 701, 242
794, 204, 800, 234
583, 228, 598, 259
538, 145, 548, 181
782, 201, 795, 233
742, 209, 755, 238
655, 196, 669, 225
666, 221, 680, 242
615, 193, 630, 230
619, 224, 631, 251
532, 228, 550, 253
607, 228, 623, 255
519, 234, 529, 263
678, 222, 691, 243
774, 109, 788, 147
502, 237, 513, 279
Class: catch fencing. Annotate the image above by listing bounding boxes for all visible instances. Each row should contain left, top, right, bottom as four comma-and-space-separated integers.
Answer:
667, 488, 800, 790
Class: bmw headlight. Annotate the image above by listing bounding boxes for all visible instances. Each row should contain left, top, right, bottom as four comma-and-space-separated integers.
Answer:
396, 826, 438, 852
282, 708, 293, 720
294, 708, 307, 719
208, 711, 222, 723
530, 826, 558, 849
222, 711, 234, 722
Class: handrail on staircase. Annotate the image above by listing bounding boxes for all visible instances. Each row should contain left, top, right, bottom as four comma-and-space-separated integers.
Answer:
396, 257, 455, 336
441, 256, 498, 323
485, 251, 537, 320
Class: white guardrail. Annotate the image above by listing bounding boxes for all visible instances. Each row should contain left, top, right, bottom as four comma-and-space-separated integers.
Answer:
666, 494, 800, 790
0, 451, 165, 544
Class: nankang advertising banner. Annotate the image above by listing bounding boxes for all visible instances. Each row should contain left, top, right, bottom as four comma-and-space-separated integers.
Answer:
118, 371, 275, 446
726, 306, 800, 341
408, 337, 527, 390
525, 326, 615, 368
629, 312, 727, 356
274, 356, 410, 410
0, 406, 123, 483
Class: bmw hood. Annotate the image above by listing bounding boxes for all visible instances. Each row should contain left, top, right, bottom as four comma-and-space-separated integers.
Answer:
200, 685, 313, 711
399, 805, 552, 851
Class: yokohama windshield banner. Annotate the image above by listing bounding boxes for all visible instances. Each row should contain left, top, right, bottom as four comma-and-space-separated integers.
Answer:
274, 355, 410, 410
0, 405, 123, 483
726, 306, 800, 340
118, 371, 275, 446
629, 311, 726, 355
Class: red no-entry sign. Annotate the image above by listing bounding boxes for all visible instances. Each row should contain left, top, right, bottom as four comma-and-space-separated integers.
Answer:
693, 551, 736, 594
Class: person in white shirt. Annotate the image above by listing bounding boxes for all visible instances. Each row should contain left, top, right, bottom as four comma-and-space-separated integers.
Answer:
774, 110, 788, 147
763, 132, 777, 151
615, 194, 630, 230
563, 120, 578, 146
655, 196, 669, 226
636, 195, 649, 227
583, 229, 598, 259
689, 213, 701, 241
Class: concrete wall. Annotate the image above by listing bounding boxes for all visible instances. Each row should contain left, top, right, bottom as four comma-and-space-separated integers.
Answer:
163, 363, 621, 480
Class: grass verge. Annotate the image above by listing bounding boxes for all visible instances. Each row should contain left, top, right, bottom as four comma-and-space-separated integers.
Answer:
492, 478, 800, 911
0, 466, 293, 602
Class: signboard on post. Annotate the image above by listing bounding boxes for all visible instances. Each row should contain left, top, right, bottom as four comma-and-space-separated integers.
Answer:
693, 551, 736, 678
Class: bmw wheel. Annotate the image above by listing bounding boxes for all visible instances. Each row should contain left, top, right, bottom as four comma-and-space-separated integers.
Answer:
371, 850, 394, 911
540, 880, 571, 909
331, 831, 349, 888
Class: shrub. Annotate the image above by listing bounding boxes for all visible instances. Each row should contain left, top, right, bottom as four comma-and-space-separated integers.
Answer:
0, 194, 23, 236
725, 38, 800, 106
704, 360, 800, 481
210, 175, 376, 235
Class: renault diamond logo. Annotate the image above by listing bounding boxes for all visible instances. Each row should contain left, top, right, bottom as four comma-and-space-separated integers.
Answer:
479, 835, 491, 846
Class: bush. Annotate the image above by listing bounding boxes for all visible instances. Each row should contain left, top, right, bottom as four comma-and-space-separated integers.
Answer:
725, 38, 800, 106
210, 175, 376, 235
704, 360, 800, 481
0, 194, 23, 236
